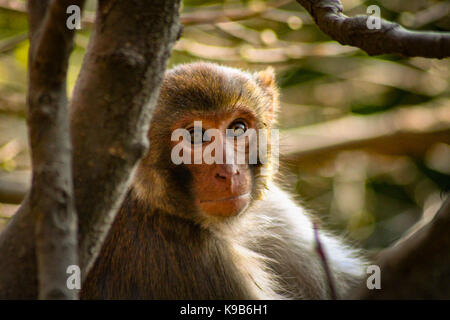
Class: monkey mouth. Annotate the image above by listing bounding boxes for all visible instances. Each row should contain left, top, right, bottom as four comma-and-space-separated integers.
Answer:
199, 193, 250, 203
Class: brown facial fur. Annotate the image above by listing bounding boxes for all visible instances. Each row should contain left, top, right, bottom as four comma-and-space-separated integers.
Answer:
171, 110, 255, 217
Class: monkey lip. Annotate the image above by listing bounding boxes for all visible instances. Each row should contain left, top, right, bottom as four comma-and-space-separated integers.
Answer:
199, 193, 250, 203
198, 192, 250, 217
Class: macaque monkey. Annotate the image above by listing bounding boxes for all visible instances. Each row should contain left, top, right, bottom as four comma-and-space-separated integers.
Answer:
81, 62, 366, 299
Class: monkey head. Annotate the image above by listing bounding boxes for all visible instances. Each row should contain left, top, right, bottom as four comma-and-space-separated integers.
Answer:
132, 62, 279, 223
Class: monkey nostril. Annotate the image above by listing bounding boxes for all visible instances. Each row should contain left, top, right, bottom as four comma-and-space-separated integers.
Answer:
215, 173, 227, 180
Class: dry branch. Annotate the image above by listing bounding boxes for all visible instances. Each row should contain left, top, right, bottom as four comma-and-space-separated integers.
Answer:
296, 0, 450, 58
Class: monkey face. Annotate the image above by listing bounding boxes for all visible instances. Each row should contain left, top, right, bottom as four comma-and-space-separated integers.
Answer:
170, 111, 256, 217
134, 62, 279, 221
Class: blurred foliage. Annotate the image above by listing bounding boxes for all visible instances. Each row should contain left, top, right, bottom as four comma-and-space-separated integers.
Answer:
0, 0, 449, 250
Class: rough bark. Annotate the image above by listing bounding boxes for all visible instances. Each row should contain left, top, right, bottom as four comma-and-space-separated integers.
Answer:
0, 0, 181, 299
29, 0, 83, 300
296, 0, 450, 58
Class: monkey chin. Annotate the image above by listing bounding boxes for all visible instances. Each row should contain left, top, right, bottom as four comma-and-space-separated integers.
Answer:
197, 193, 250, 217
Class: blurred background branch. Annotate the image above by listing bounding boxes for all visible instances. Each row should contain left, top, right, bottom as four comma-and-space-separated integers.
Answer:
0, 0, 294, 27
281, 99, 450, 163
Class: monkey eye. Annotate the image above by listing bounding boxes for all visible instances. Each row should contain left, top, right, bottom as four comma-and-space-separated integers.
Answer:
228, 120, 248, 137
188, 127, 206, 144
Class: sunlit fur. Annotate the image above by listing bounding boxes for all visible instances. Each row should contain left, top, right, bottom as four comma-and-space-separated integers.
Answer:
81, 62, 366, 299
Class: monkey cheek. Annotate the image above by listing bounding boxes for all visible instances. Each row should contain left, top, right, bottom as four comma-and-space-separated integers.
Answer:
198, 194, 250, 217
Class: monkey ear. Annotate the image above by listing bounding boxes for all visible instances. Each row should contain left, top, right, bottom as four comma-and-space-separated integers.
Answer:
257, 66, 276, 89
255, 67, 279, 123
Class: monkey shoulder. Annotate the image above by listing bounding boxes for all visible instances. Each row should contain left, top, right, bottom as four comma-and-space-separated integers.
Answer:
241, 183, 367, 299
245, 183, 315, 243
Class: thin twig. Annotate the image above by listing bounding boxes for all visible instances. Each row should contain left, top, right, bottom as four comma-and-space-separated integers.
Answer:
181, 0, 292, 25
313, 223, 338, 300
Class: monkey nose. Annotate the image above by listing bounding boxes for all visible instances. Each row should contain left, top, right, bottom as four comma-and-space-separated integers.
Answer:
214, 165, 239, 182
215, 173, 227, 180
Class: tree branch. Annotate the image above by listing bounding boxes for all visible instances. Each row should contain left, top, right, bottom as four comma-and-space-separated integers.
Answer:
27, 0, 85, 300
0, 0, 25, 13
181, 0, 292, 25
0, 0, 291, 27
313, 223, 337, 299
351, 196, 450, 299
296, 0, 450, 58
0, 33, 28, 53
0, 179, 28, 204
